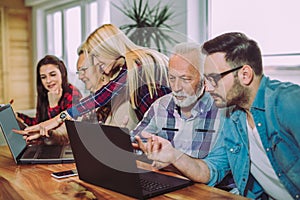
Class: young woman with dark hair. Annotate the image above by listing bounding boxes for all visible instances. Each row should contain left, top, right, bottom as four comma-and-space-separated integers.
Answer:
17, 55, 82, 126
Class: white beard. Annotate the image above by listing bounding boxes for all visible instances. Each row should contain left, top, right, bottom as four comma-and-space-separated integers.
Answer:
172, 84, 204, 108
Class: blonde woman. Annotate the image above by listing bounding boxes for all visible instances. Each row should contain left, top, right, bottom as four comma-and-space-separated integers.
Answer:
16, 24, 171, 141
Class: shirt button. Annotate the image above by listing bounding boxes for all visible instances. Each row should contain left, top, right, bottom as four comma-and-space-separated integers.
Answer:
295, 194, 299, 199
266, 148, 270, 151
278, 173, 281, 177
257, 123, 262, 127
230, 148, 234, 152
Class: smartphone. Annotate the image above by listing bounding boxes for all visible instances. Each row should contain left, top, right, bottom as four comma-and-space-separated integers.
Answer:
51, 169, 78, 179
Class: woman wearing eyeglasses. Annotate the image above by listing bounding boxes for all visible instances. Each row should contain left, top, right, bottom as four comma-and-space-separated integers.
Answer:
16, 24, 171, 141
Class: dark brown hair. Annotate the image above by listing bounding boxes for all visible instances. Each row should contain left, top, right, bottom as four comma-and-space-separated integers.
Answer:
202, 32, 263, 75
36, 55, 69, 122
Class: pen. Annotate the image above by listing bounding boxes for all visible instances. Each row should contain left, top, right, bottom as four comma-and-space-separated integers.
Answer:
162, 128, 215, 133
195, 129, 215, 133
162, 127, 179, 131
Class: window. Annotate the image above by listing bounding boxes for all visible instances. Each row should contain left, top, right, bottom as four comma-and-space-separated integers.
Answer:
45, 1, 99, 73
46, 11, 62, 58
89, 2, 98, 33
37, 0, 111, 94
65, 6, 81, 74
209, 0, 300, 85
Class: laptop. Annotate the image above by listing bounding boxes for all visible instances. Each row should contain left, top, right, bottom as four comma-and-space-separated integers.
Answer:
0, 104, 74, 164
65, 120, 193, 200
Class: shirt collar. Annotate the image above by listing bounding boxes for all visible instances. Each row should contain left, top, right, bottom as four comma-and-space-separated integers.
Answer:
251, 75, 267, 111
231, 75, 267, 122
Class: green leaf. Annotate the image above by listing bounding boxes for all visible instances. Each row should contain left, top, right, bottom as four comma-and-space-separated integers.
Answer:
113, 0, 178, 51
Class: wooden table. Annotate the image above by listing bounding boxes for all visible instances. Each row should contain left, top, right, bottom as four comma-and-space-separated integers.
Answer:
0, 145, 248, 200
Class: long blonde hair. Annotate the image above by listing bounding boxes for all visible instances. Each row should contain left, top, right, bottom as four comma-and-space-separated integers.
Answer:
83, 24, 169, 108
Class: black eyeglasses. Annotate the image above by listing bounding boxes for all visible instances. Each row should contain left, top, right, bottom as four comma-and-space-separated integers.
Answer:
204, 65, 243, 87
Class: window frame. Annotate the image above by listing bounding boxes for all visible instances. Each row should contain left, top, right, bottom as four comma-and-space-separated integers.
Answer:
207, 0, 300, 67
30, 0, 102, 68
44, 1, 91, 64
206, 0, 300, 85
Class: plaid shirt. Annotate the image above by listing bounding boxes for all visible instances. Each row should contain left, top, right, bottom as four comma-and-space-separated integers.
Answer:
131, 92, 224, 158
18, 84, 82, 126
67, 64, 171, 121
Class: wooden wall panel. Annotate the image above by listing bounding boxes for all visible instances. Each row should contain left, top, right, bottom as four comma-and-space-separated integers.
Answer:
0, 8, 4, 104
0, 5, 34, 110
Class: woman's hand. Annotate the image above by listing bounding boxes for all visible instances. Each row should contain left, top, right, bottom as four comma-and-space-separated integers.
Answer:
48, 87, 62, 107
15, 113, 24, 123
13, 114, 62, 141
13, 129, 42, 142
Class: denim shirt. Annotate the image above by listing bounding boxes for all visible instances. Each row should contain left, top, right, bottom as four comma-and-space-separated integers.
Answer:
204, 76, 300, 199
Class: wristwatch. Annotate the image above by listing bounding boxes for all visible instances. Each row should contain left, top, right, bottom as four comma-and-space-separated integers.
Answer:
58, 111, 70, 124
60, 112, 67, 120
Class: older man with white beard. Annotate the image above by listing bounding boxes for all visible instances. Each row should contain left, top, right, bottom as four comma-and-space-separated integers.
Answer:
131, 42, 224, 167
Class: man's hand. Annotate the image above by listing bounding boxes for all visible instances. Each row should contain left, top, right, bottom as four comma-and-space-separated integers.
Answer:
134, 131, 183, 169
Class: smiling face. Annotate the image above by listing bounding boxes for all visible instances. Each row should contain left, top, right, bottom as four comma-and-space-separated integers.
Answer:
76, 53, 103, 93
90, 55, 116, 76
39, 64, 62, 92
168, 54, 203, 108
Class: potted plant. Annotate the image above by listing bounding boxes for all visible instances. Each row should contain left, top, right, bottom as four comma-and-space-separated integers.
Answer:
113, 0, 178, 53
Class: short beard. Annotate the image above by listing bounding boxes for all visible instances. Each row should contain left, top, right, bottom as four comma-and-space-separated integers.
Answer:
226, 77, 250, 107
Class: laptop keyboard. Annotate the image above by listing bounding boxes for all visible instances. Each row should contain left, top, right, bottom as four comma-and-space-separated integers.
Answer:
37, 145, 62, 158
140, 178, 170, 192
22, 145, 39, 158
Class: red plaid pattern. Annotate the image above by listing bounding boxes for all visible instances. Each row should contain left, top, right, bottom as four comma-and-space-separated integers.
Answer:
17, 84, 82, 126
67, 65, 171, 120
